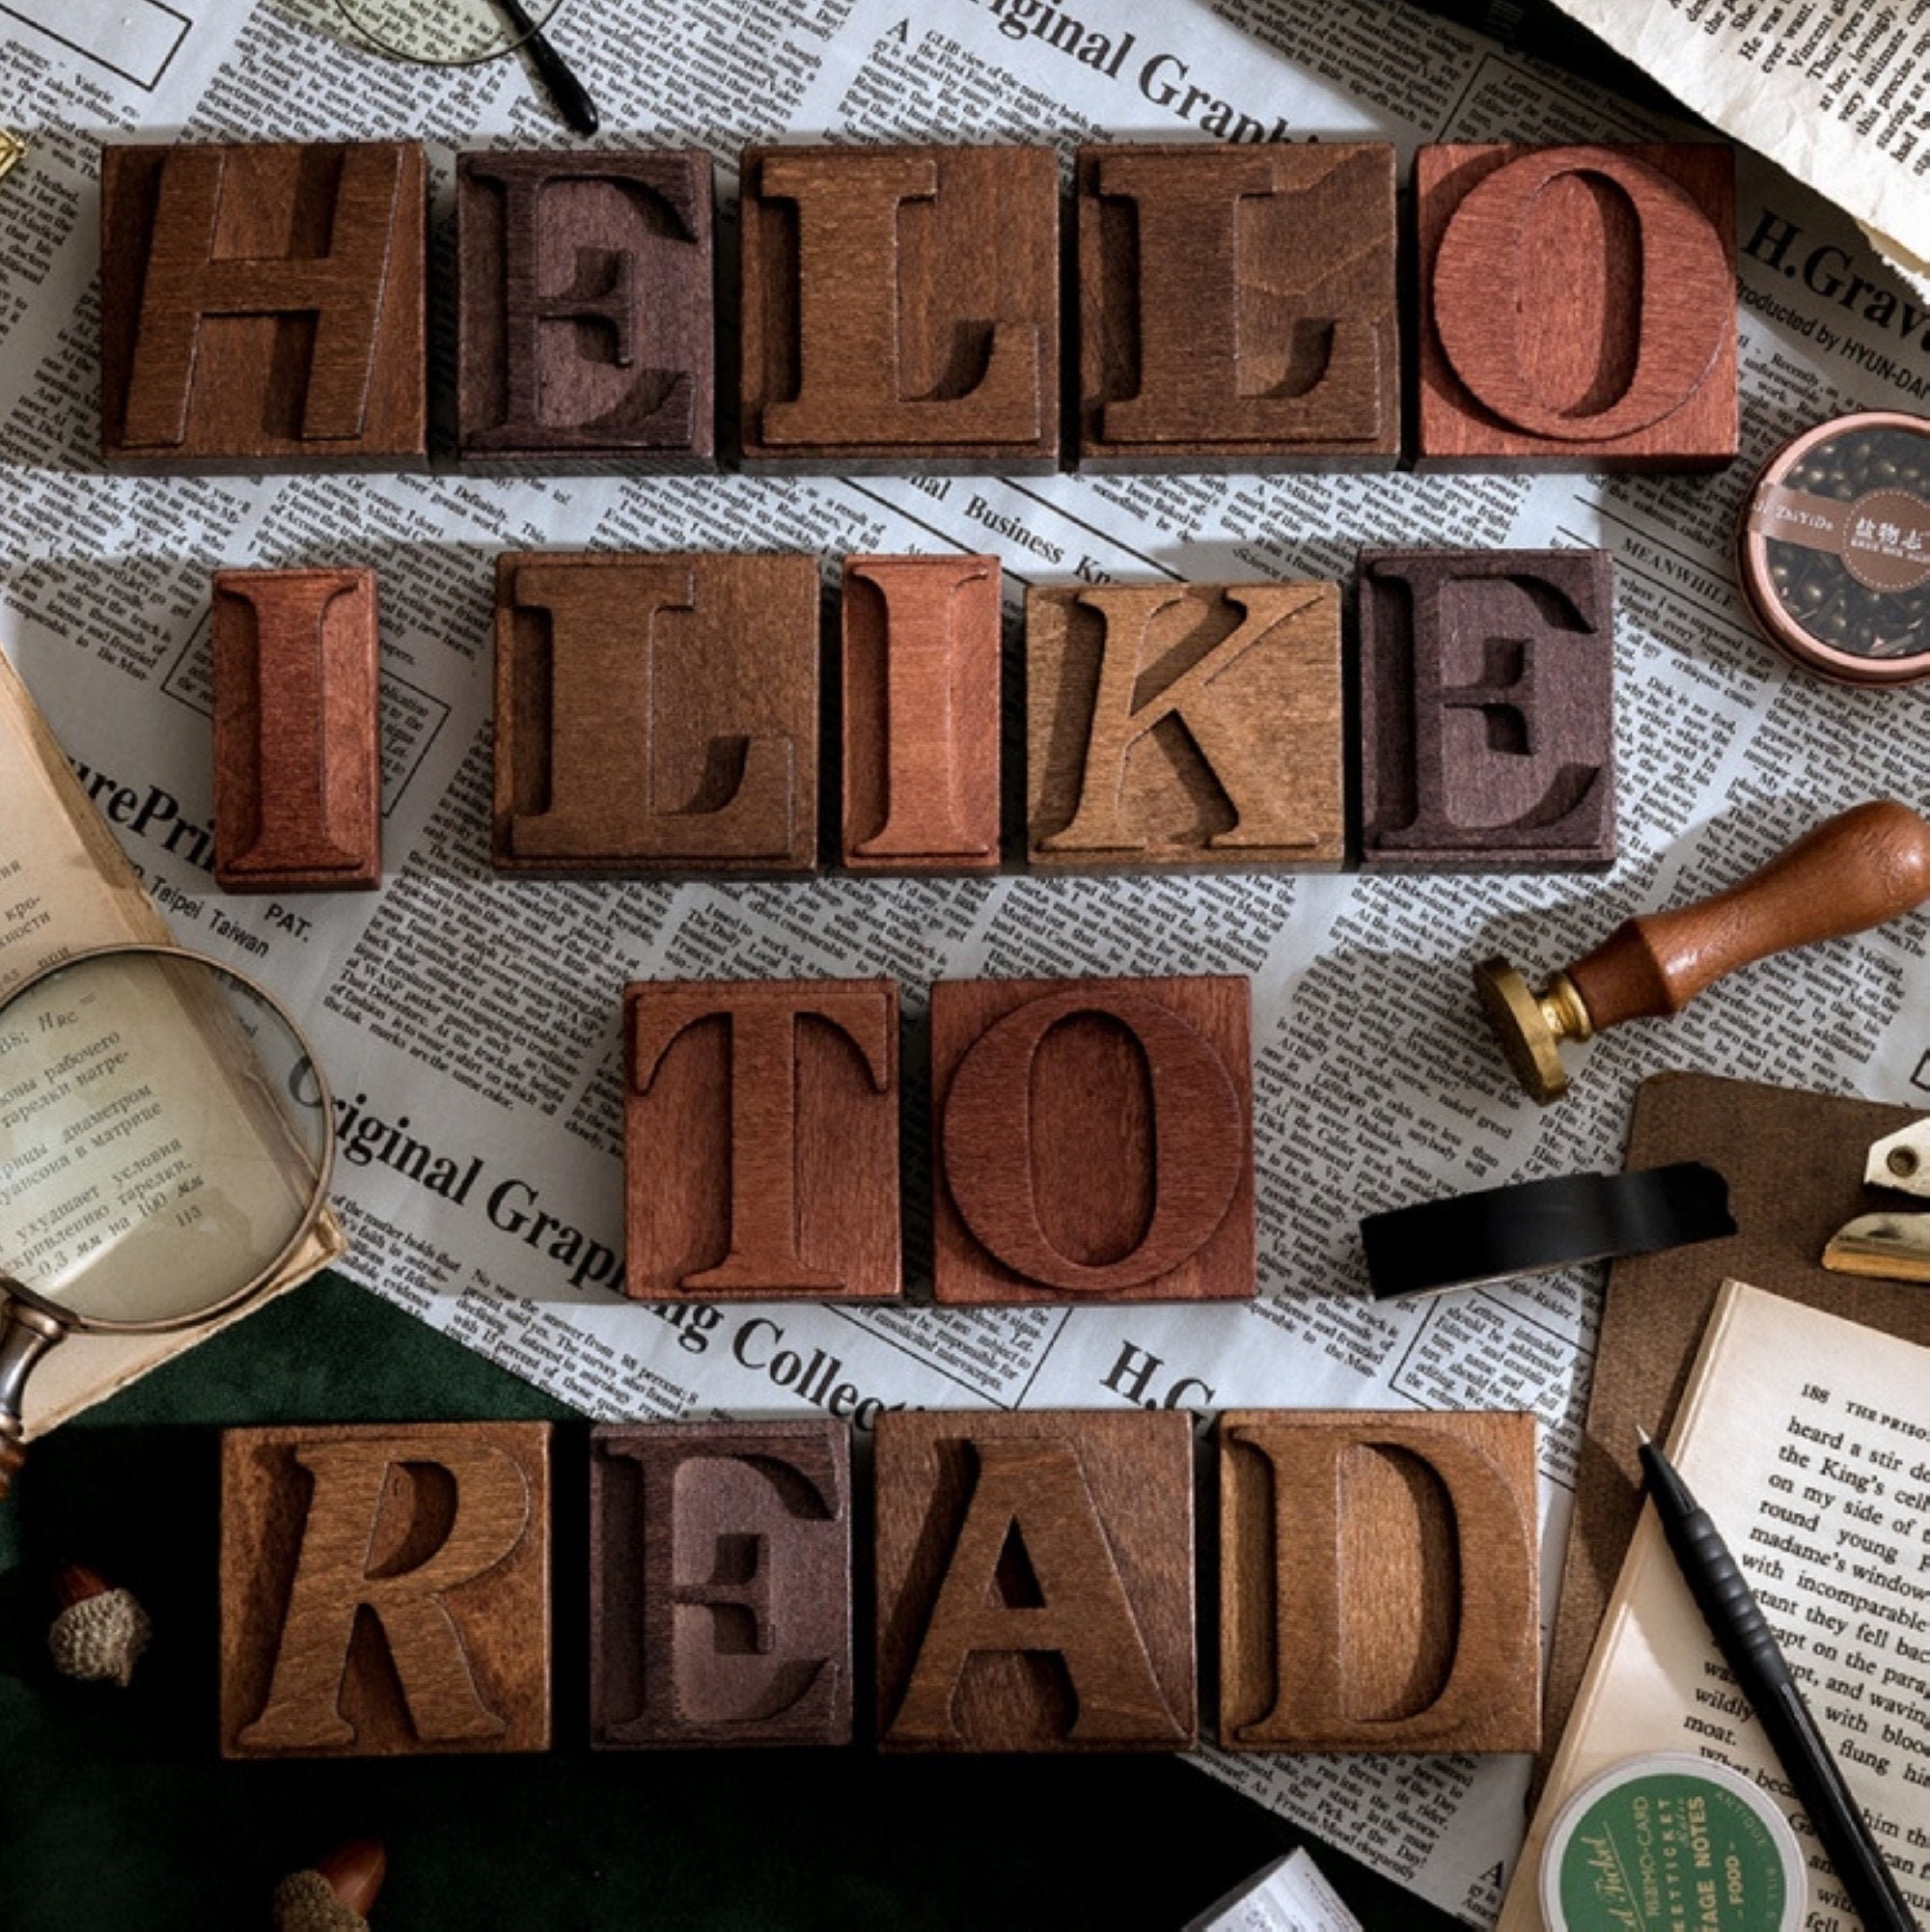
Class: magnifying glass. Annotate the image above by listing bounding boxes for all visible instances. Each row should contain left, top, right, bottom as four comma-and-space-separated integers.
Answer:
0, 945, 336, 1498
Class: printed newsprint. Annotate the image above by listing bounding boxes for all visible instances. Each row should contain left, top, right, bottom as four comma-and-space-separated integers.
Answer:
1, 0, 1926, 1920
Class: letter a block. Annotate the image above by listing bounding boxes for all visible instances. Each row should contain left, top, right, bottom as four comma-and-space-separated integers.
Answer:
1028, 583, 1342, 870
624, 979, 900, 1301
739, 145, 1059, 473
590, 1421, 852, 1748
220, 1422, 551, 1757
930, 976, 1254, 1307
101, 142, 427, 470
1358, 547, 1614, 869
1416, 144, 1736, 471
457, 150, 714, 470
493, 552, 818, 876
875, 1410, 1197, 1752
1218, 1410, 1540, 1753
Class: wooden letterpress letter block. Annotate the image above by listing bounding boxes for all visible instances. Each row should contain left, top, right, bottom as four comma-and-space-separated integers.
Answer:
211, 566, 381, 893
101, 142, 427, 470
739, 145, 1059, 472
1077, 143, 1396, 470
591, 1421, 852, 1747
493, 551, 818, 876
625, 979, 899, 1301
457, 150, 714, 469
221, 1422, 550, 1758
1028, 583, 1342, 871
841, 554, 1001, 873
1218, 1409, 1539, 1753
1358, 547, 1614, 870
875, 1410, 1196, 1752
930, 976, 1253, 1307
1416, 144, 1736, 470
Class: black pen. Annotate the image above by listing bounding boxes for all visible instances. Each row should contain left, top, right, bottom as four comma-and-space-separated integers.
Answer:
1638, 1426, 1919, 1932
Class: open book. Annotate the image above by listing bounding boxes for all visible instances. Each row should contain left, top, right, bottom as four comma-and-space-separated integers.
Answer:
1503, 1281, 1930, 1929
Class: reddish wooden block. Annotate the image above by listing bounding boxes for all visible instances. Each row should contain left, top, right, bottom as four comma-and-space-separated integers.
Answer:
1416, 144, 1736, 471
739, 145, 1059, 473
492, 551, 818, 876
211, 566, 381, 893
930, 976, 1254, 1307
1358, 547, 1615, 870
1077, 142, 1397, 470
1218, 1410, 1540, 1753
624, 979, 900, 1301
841, 554, 1001, 873
1027, 582, 1343, 871
875, 1409, 1197, 1752
100, 142, 427, 471
590, 1421, 852, 1748
456, 149, 714, 470
220, 1422, 551, 1758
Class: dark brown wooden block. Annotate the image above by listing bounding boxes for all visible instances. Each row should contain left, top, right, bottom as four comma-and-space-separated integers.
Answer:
841, 554, 1001, 873
220, 1422, 551, 1758
1416, 144, 1736, 471
875, 1409, 1196, 1753
456, 150, 714, 470
100, 142, 427, 471
739, 144, 1059, 473
590, 1421, 852, 1748
624, 979, 899, 1301
1218, 1409, 1540, 1753
1077, 143, 1396, 471
493, 551, 818, 876
211, 566, 381, 894
929, 976, 1253, 1307
1358, 546, 1615, 870
1027, 583, 1342, 871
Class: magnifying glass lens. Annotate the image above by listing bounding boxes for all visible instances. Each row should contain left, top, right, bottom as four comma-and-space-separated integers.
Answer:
336, 0, 565, 65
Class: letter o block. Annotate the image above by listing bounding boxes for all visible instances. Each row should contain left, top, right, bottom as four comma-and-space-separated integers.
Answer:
930, 976, 1254, 1306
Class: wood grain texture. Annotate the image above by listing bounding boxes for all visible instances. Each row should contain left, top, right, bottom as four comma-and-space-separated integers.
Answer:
1077, 142, 1396, 471
1028, 582, 1342, 871
874, 1409, 1197, 1753
841, 554, 1001, 873
100, 142, 427, 472
930, 976, 1254, 1307
1218, 1409, 1539, 1753
456, 149, 714, 471
492, 551, 818, 876
590, 1421, 852, 1749
1415, 144, 1736, 471
739, 145, 1059, 473
220, 1422, 551, 1758
211, 566, 381, 894
624, 979, 900, 1301
1358, 547, 1614, 870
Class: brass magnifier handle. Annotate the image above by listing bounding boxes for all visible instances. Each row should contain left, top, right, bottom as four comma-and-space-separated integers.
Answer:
0, 1283, 70, 1502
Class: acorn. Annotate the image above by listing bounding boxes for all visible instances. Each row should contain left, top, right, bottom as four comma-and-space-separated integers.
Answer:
271, 1839, 387, 1932
46, 1562, 152, 1688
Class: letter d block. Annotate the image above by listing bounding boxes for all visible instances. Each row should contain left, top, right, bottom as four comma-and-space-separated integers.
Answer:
930, 976, 1254, 1307
220, 1423, 551, 1757
1218, 1410, 1540, 1753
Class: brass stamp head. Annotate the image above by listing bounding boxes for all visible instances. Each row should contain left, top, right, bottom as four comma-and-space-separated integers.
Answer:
1474, 956, 1593, 1104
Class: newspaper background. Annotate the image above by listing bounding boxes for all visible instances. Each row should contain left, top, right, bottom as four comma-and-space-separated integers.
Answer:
2, 0, 1927, 1920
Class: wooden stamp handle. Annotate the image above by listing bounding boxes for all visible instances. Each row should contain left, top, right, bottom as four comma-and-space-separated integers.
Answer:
1568, 801, 1930, 1031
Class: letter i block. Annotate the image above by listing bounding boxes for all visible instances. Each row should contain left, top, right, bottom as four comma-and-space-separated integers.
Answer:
929, 976, 1254, 1307
220, 1423, 551, 1757
1218, 1410, 1540, 1753
875, 1409, 1197, 1752
590, 1421, 852, 1747
1028, 584, 1342, 871
1415, 144, 1736, 471
1357, 547, 1614, 869
624, 979, 901, 1301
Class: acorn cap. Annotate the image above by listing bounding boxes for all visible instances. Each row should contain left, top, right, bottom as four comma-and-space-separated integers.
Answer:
272, 1840, 386, 1932
47, 1571, 152, 1688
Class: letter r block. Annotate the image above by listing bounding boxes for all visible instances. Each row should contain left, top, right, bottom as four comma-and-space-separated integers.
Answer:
929, 976, 1254, 1307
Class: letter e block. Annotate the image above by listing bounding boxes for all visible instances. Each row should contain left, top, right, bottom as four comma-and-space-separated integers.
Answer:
220, 1422, 551, 1757
1218, 1409, 1540, 1753
875, 1409, 1197, 1752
